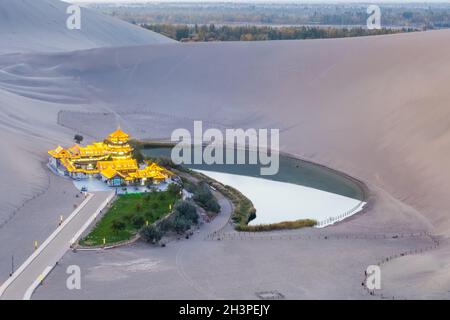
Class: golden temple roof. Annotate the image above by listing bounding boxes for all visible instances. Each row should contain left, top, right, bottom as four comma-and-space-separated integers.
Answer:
100, 167, 125, 179
67, 144, 81, 156
146, 162, 174, 176
107, 128, 129, 142
48, 128, 173, 183
78, 144, 107, 157
128, 166, 168, 180
48, 146, 70, 159
97, 159, 138, 171
60, 158, 76, 172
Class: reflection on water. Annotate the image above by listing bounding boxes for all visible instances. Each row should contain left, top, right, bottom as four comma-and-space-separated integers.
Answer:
143, 147, 366, 225
195, 170, 364, 225
143, 147, 364, 200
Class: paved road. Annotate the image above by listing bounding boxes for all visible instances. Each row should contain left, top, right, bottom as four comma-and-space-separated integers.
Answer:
0, 191, 113, 300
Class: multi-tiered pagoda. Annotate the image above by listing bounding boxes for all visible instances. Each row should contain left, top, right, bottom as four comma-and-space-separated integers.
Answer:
48, 129, 171, 187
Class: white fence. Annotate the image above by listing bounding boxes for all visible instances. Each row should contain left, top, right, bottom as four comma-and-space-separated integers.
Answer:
315, 200, 366, 228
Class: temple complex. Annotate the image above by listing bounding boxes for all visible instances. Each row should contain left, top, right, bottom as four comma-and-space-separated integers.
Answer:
48, 129, 172, 187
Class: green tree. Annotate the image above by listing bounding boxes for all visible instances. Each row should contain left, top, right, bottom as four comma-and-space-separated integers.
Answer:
173, 216, 191, 234
140, 225, 162, 244
174, 200, 198, 224
192, 182, 220, 213
132, 149, 144, 164
175, 26, 190, 40
74, 134, 84, 144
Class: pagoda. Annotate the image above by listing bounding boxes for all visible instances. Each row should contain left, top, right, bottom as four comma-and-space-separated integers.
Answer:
104, 128, 133, 159
48, 128, 171, 187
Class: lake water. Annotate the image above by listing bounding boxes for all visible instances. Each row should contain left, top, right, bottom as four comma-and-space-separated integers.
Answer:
143, 147, 365, 227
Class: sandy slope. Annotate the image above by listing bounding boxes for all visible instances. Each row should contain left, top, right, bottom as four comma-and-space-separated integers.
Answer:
0, 0, 175, 54
20, 30, 450, 234
0, 0, 175, 283
1, 17, 450, 297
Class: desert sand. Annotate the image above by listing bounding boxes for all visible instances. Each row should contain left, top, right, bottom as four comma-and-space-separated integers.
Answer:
1, 0, 450, 299
0, 0, 174, 55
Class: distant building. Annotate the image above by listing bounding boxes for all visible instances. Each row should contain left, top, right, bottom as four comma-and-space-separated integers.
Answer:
48, 128, 172, 187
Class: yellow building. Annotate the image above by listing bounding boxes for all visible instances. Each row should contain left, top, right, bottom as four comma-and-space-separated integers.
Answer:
48, 129, 172, 187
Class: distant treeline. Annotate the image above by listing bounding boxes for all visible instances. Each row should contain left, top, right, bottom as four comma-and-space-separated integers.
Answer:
143, 24, 415, 42
92, 3, 450, 30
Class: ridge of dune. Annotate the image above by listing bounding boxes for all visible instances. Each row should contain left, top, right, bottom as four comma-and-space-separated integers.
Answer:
1, 5, 450, 297
10, 29, 449, 234
0, 0, 175, 54
1, 30, 449, 235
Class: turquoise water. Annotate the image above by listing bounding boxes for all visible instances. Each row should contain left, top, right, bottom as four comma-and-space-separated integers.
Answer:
143, 147, 364, 200
143, 147, 365, 225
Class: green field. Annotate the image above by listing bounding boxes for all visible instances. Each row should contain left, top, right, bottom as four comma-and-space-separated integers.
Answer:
80, 191, 179, 246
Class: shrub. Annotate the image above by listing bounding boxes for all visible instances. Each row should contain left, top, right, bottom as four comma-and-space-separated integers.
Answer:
158, 218, 174, 232
178, 170, 253, 228
167, 183, 182, 195
247, 209, 257, 223
131, 216, 145, 228
152, 156, 179, 169
183, 181, 197, 193
146, 211, 154, 220
174, 200, 198, 224
236, 219, 317, 232
111, 220, 126, 233
140, 225, 162, 243
173, 216, 191, 234
205, 198, 220, 213
192, 182, 220, 213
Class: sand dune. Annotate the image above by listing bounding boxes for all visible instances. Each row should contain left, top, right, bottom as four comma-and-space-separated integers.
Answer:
0, 0, 175, 54
1, 1, 450, 297
2, 31, 449, 235
9, 30, 449, 234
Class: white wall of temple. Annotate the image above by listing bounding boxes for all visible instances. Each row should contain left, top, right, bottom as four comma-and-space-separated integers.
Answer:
49, 157, 57, 168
